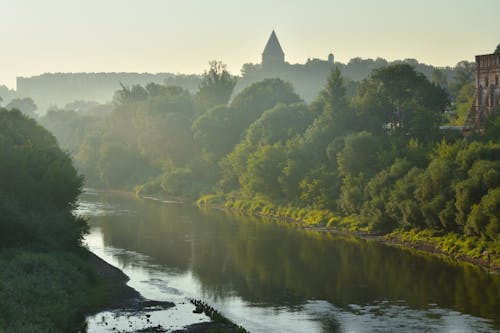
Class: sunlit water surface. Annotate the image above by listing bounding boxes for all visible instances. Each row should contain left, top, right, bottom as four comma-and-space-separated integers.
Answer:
78, 190, 500, 333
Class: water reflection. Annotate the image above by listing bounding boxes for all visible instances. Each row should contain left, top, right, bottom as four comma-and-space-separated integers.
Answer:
81, 191, 500, 332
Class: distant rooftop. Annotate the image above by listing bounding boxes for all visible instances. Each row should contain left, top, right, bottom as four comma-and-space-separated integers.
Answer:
263, 30, 285, 58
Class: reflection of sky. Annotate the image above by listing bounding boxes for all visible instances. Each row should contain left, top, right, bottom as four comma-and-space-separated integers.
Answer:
85, 227, 211, 333
82, 195, 498, 333
75, 193, 133, 218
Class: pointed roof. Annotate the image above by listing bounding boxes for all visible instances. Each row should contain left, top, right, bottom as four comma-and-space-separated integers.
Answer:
263, 30, 284, 57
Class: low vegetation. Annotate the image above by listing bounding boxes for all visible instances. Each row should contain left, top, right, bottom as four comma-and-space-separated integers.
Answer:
0, 109, 103, 333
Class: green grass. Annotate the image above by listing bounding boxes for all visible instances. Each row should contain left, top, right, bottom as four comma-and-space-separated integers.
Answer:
0, 250, 103, 333
387, 229, 500, 267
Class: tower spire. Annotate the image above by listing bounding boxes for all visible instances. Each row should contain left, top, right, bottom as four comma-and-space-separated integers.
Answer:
262, 30, 285, 67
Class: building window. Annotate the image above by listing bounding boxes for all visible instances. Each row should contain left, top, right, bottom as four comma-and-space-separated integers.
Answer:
496, 76, 499, 86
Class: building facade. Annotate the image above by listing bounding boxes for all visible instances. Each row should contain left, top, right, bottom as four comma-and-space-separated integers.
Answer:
475, 52, 500, 121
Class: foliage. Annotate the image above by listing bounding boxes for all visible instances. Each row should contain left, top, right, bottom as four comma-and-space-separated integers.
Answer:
5, 97, 38, 118
192, 105, 241, 160
0, 109, 86, 248
0, 251, 94, 333
38, 62, 500, 254
196, 61, 237, 108
448, 83, 474, 125
0, 109, 105, 333
388, 229, 500, 267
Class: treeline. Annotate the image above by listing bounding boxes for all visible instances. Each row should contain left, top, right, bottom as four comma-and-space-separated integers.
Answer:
236, 56, 464, 102
14, 72, 201, 113
3, 55, 469, 116
40, 61, 499, 245
0, 109, 97, 332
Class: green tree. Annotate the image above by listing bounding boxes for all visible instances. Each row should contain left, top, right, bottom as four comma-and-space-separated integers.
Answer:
454, 160, 500, 227
449, 83, 474, 125
337, 131, 380, 177
196, 61, 237, 108
231, 78, 301, 127
192, 105, 241, 160
0, 109, 85, 248
431, 68, 448, 88
368, 64, 448, 141
113, 83, 148, 105
449, 61, 475, 98
6, 97, 38, 118
466, 187, 500, 241
240, 144, 287, 199
360, 158, 413, 231
97, 143, 155, 188
244, 103, 312, 146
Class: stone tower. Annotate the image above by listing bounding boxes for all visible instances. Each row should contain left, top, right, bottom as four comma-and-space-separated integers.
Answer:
262, 30, 285, 67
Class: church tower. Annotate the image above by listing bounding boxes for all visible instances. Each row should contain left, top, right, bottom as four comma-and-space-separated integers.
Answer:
262, 30, 285, 67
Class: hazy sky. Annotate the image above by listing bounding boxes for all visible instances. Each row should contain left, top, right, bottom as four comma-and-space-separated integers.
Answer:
1, 0, 499, 88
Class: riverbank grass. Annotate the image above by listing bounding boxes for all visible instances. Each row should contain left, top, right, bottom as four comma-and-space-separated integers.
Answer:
387, 229, 500, 268
0, 250, 106, 333
198, 193, 368, 231
198, 194, 498, 271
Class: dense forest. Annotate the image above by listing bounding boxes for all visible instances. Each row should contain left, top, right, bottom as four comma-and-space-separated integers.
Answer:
0, 109, 101, 332
40, 60, 499, 263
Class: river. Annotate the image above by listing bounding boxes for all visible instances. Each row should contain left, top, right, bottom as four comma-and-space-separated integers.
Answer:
77, 190, 500, 333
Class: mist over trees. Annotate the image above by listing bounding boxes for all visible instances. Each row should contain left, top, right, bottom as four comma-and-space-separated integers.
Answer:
5, 97, 38, 118
39, 58, 500, 245
235, 57, 461, 102
8, 55, 471, 116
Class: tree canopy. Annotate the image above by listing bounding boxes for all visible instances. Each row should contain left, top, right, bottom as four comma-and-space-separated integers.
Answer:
0, 109, 85, 249
39, 62, 500, 243
196, 61, 237, 109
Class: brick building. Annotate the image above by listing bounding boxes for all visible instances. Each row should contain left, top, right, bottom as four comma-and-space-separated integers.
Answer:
475, 51, 500, 122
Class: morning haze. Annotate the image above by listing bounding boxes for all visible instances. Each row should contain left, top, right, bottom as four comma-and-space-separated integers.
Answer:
1, 1, 500, 332
0, 0, 499, 88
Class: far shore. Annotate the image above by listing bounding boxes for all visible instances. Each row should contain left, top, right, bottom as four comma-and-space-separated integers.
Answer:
84, 188, 499, 278
211, 203, 500, 274
190, 199, 499, 274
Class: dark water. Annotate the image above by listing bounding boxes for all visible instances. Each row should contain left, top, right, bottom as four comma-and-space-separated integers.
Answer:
79, 191, 500, 333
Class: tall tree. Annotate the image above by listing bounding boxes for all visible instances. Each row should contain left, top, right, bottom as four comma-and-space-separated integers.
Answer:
196, 61, 237, 109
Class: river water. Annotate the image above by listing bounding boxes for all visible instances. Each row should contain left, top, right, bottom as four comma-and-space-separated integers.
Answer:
78, 190, 500, 333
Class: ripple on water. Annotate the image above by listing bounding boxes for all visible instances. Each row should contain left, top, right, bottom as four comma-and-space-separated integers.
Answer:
304, 300, 497, 333
74, 200, 133, 218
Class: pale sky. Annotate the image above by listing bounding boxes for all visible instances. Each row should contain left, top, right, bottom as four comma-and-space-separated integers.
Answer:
0, 0, 498, 89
